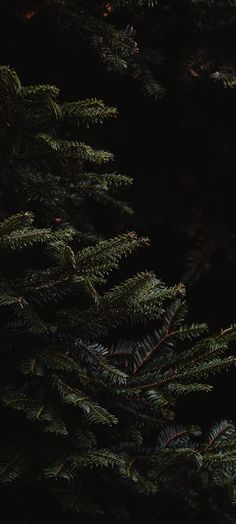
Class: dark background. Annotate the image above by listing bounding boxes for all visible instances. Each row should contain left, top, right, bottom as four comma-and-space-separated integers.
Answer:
0, 4, 235, 427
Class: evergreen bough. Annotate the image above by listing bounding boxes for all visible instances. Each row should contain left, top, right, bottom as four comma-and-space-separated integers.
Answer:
0, 65, 133, 235
0, 67, 236, 523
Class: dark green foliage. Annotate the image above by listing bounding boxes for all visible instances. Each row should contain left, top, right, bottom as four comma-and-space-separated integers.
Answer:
1, 211, 236, 523
0, 65, 132, 236
0, 67, 236, 523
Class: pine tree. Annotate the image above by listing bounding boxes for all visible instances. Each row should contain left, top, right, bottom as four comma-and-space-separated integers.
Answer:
1, 67, 236, 523
5, 1, 236, 287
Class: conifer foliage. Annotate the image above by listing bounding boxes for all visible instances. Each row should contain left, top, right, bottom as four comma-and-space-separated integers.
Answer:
0, 65, 132, 234
7, 0, 236, 286
0, 67, 236, 523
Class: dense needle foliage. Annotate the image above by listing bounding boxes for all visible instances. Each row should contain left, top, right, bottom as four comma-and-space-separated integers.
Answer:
0, 67, 236, 523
